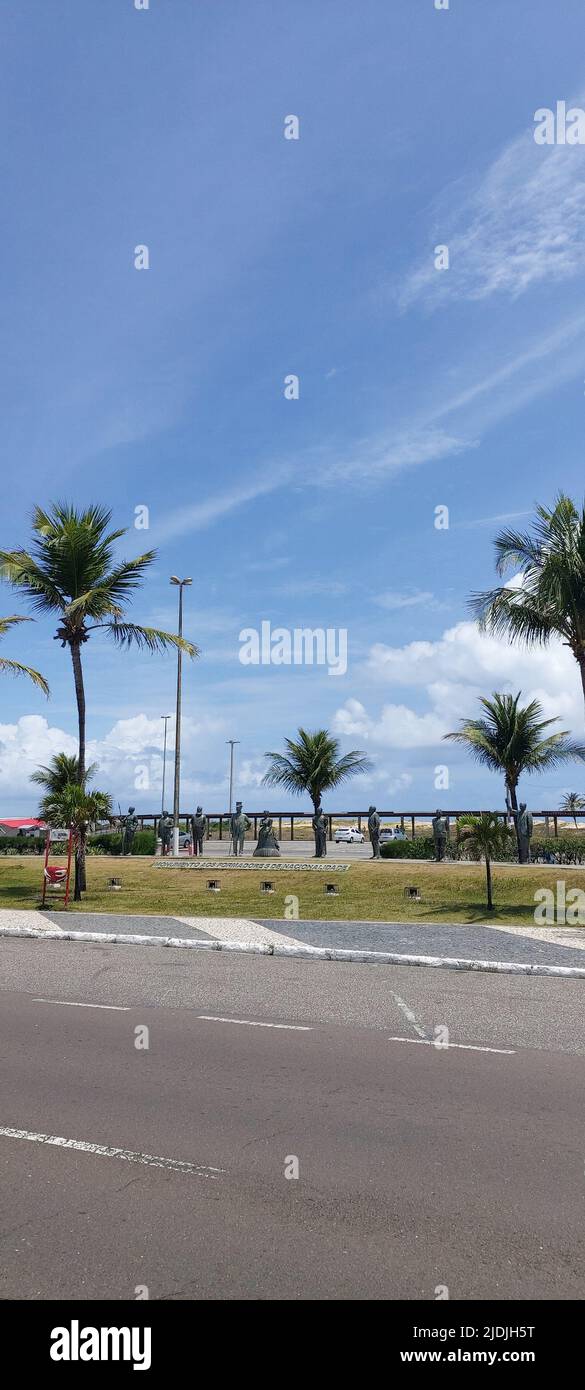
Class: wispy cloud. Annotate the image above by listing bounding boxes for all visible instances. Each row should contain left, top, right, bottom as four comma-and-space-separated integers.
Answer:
154, 473, 288, 544
277, 578, 349, 597
452, 510, 532, 531
398, 101, 585, 308
373, 589, 435, 611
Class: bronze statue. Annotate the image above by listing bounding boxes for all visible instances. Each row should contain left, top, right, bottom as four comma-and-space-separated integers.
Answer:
312, 805, 327, 858
122, 806, 139, 856
190, 806, 207, 857
159, 811, 173, 856
368, 805, 381, 859
432, 809, 448, 862
512, 801, 533, 864
231, 801, 251, 856
253, 812, 280, 857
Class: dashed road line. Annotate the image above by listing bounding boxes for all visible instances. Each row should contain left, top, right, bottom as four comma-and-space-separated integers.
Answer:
0, 1127, 224, 1177
197, 1014, 312, 1030
33, 998, 130, 1011
389, 991, 427, 1039
387, 1037, 515, 1055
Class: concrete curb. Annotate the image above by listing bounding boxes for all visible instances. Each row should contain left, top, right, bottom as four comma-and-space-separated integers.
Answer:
1, 924, 585, 979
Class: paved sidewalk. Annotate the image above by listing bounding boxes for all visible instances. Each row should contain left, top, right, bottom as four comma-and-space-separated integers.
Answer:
257, 917, 585, 969
2, 907, 583, 970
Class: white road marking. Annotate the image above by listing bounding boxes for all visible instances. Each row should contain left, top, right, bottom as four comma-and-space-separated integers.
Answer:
33, 998, 130, 1011
197, 1014, 312, 1030
389, 991, 427, 1039
387, 1037, 515, 1055
0, 1127, 223, 1177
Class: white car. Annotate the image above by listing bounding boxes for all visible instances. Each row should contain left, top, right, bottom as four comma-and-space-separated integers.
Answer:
334, 826, 365, 844
380, 827, 404, 843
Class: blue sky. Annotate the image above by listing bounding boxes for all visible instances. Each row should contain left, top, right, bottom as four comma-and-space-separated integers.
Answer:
2, 0, 585, 817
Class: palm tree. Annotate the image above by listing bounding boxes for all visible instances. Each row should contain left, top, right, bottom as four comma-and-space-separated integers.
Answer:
31, 752, 98, 796
38, 781, 112, 901
457, 813, 513, 912
445, 692, 585, 856
470, 495, 585, 710
0, 504, 198, 885
262, 728, 372, 814
0, 615, 48, 693
559, 791, 585, 830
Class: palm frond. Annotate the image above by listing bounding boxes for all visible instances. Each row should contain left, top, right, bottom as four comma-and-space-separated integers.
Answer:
0, 657, 49, 694
471, 495, 585, 664
445, 691, 584, 793
101, 622, 199, 657
0, 614, 31, 635
262, 728, 370, 802
0, 550, 66, 613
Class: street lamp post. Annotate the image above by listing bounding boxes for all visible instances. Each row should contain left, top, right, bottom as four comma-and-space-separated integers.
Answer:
170, 577, 192, 857
160, 714, 172, 822
226, 739, 240, 857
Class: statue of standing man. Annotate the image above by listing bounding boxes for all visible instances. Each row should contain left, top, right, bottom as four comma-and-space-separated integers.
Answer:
512, 801, 533, 864
190, 806, 207, 857
432, 809, 448, 862
368, 805, 381, 859
231, 801, 251, 856
159, 811, 173, 857
122, 805, 139, 856
312, 805, 327, 858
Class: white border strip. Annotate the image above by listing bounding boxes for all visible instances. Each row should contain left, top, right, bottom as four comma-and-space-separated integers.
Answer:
197, 1015, 312, 1030
0, 1126, 223, 1177
387, 1037, 515, 1054
2, 924, 585, 978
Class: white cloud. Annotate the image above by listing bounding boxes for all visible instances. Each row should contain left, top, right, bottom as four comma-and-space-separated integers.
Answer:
366, 620, 577, 708
333, 622, 584, 758
334, 697, 447, 749
0, 711, 225, 811
399, 109, 585, 307
154, 474, 288, 543
373, 589, 435, 611
321, 427, 472, 484
235, 758, 266, 790
0, 716, 78, 796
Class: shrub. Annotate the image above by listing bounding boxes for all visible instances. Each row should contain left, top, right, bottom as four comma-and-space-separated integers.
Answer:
530, 835, 585, 865
132, 829, 156, 855
86, 828, 156, 855
380, 836, 435, 859
88, 832, 123, 854
0, 836, 46, 855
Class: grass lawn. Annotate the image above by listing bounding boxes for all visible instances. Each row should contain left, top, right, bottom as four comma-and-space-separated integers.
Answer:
2, 854, 585, 925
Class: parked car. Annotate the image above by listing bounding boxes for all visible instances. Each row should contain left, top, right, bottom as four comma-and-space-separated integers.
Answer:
380, 826, 405, 843
334, 826, 364, 844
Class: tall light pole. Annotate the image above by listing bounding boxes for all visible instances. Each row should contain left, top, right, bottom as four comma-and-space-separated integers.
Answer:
170, 576, 192, 856
160, 714, 172, 822
226, 740, 240, 815
226, 739, 239, 857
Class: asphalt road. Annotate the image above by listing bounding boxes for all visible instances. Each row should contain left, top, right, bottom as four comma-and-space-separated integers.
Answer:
1, 938, 584, 1300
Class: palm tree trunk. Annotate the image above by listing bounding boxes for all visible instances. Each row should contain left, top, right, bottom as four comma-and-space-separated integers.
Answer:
486, 855, 493, 911
579, 658, 585, 713
73, 825, 87, 902
70, 641, 87, 892
311, 791, 321, 856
